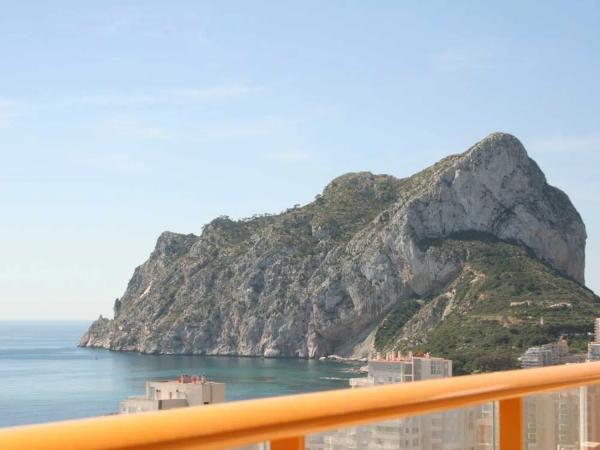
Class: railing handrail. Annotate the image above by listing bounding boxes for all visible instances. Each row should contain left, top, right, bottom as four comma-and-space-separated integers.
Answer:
2, 362, 600, 450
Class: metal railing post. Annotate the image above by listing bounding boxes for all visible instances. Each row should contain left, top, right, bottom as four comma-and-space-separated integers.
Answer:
271, 436, 305, 450
499, 397, 523, 450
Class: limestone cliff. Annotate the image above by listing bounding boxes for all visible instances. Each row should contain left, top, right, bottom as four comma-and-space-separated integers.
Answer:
81, 133, 594, 371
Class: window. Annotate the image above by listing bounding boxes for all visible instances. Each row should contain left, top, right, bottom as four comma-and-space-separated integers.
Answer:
431, 361, 443, 375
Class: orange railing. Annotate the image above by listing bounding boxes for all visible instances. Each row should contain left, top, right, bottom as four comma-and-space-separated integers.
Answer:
2, 362, 600, 450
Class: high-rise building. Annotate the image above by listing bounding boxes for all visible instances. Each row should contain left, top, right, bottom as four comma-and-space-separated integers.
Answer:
587, 343, 600, 361
587, 319, 600, 362
579, 385, 600, 449
579, 319, 600, 449
538, 318, 600, 449
521, 346, 555, 368
519, 339, 584, 450
307, 352, 492, 450
521, 338, 569, 369
363, 351, 452, 384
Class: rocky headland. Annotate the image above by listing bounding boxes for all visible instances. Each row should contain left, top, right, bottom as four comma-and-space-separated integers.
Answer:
81, 133, 599, 373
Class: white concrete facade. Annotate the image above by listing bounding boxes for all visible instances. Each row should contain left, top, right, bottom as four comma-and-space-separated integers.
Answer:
120, 375, 225, 415
308, 353, 494, 450
521, 338, 569, 369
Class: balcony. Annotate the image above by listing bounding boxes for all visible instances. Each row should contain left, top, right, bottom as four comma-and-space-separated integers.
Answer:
2, 362, 600, 450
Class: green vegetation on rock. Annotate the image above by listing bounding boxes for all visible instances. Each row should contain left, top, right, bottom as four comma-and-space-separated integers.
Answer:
375, 235, 600, 374
375, 299, 422, 350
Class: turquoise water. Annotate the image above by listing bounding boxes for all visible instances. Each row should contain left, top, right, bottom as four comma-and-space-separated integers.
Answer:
0, 321, 360, 428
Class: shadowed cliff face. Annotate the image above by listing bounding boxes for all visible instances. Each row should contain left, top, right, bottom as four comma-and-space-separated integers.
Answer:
80, 133, 589, 365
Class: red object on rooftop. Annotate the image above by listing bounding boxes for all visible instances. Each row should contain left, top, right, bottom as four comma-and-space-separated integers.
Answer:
178, 374, 207, 384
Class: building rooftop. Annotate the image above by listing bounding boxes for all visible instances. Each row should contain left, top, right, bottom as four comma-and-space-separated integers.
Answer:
371, 351, 450, 363
119, 374, 226, 415
153, 374, 212, 384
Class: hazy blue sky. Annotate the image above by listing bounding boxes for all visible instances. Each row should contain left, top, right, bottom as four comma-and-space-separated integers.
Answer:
1, 1, 599, 320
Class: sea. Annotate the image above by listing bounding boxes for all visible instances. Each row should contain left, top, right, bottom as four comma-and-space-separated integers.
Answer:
0, 321, 361, 428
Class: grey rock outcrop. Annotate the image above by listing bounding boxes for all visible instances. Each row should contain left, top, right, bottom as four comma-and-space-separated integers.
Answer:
80, 133, 586, 358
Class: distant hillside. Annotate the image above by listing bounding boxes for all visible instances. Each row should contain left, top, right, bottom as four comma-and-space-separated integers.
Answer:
81, 133, 595, 373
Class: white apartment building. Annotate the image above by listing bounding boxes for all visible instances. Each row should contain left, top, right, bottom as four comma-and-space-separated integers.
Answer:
588, 343, 600, 361
518, 338, 589, 450
521, 338, 569, 369
587, 319, 600, 362
307, 352, 493, 450
120, 374, 225, 414
363, 351, 452, 385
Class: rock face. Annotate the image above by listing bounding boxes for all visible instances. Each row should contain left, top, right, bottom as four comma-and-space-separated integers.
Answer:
373, 237, 599, 374
81, 133, 588, 362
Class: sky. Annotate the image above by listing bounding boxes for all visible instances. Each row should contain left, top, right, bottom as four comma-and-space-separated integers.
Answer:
1, 1, 599, 320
